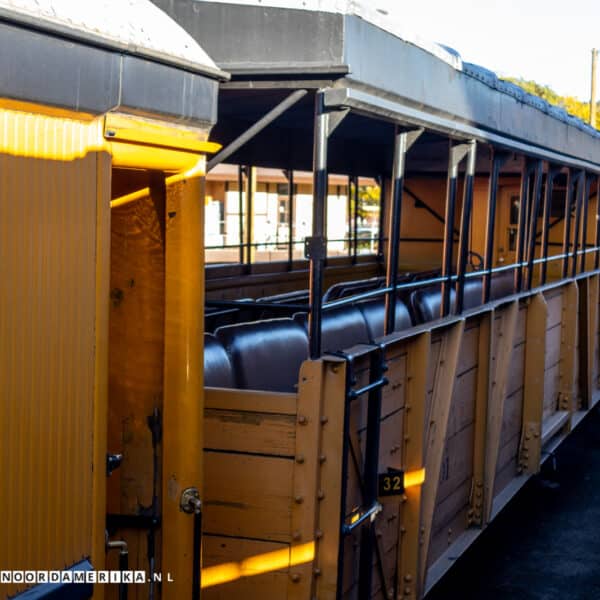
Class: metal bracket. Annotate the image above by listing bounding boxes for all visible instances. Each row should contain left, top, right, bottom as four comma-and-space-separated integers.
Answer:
327, 107, 350, 137
180, 487, 202, 515
304, 236, 327, 260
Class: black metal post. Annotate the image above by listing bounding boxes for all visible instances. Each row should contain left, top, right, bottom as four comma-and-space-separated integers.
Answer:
514, 160, 535, 292
353, 176, 359, 264
562, 169, 576, 278
455, 141, 477, 313
288, 169, 294, 267
246, 165, 253, 268
377, 176, 385, 263
540, 167, 560, 285
572, 172, 585, 278
358, 349, 385, 598
442, 143, 470, 317
580, 175, 593, 273
308, 92, 329, 359
483, 151, 510, 302
525, 160, 543, 290
347, 175, 353, 258
238, 165, 244, 264
384, 128, 422, 334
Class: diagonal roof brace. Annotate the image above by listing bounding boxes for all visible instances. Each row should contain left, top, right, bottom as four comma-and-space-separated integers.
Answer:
207, 88, 308, 171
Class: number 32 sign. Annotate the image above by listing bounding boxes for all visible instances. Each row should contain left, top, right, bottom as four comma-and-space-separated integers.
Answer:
378, 469, 404, 497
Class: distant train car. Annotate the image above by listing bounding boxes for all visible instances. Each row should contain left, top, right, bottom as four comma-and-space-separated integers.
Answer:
0, 1, 225, 599
157, 2, 600, 599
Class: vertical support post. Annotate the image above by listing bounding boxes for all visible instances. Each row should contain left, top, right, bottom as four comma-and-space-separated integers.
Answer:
591, 48, 598, 128
397, 332, 431, 600
353, 176, 359, 264
580, 176, 593, 273
515, 160, 535, 292
595, 177, 600, 270
246, 165, 254, 267
441, 143, 470, 316
562, 169, 576, 278
162, 169, 204, 598
577, 278, 593, 409
377, 176, 386, 263
525, 160, 544, 291
560, 282, 579, 413
455, 140, 477, 313
483, 151, 510, 303
288, 169, 295, 267
238, 164, 244, 264
540, 167, 561, 285
309, 91, 329, 360
572, 172, 585, 278
347, 175, 352, 258
519, 293, 547, 474
385, 127, 423, 335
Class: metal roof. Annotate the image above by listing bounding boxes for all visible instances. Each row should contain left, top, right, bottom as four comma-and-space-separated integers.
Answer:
154, 1, 600, 172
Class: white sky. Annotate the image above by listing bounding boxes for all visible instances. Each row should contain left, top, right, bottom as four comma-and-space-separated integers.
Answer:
375, 0, 600, 100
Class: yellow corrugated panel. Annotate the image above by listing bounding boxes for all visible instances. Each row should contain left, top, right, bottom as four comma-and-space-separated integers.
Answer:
0, 151, 100, 598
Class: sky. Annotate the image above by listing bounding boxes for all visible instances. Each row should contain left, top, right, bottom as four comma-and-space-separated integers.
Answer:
375, 0, 600, 101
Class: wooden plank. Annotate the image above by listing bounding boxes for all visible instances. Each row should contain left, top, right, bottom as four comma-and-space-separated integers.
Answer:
544, 288, 564, 329
544, 323, 562, 371
578, 277, 594, 408
205, 409, 296, 456
541, 410, 571, 447
519, 293, 548, 474
436, 423, 475, 507
205, 387, 297, 415
419, 320, 464, 592
202, 536, 289, 600
542, 362, 560, 420
314, 357, 348, 600
204, 453, 293, 543
499, 388, 524, 450
506, 342, 525, 397
559, 281, 578, 413
397, 332, 431, 600
483, 301, 518, 523
446, 367, 477, 438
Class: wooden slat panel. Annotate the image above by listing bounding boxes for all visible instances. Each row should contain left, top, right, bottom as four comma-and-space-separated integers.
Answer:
205, 409, 296, 456
543, 362, 560, 419
545, 323, 562, 370
205, 387, 297, 415
204, 453, 293, 542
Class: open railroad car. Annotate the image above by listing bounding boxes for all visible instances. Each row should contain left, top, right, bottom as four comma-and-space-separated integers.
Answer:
3, 1, 600, 599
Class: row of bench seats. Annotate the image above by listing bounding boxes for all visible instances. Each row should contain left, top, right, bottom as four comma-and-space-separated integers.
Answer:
205, 272, 515, 392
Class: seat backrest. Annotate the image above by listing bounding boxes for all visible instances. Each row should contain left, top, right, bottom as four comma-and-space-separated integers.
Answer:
293, 306, 370, 353
258, 289, 310, 304
204, 334, 235, 388
215, 318, 309, 393
490, 271, 514, 300
462, 279, 483, 310
357, 298, 413, 340
322, 277, 384, 302
410, 284, 457, 323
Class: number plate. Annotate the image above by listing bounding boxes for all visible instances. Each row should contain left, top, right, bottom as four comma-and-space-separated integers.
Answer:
378, 470, 404, 497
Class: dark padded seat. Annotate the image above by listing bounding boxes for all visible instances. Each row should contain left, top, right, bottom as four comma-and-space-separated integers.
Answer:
322, 277, 384, 302
259, 289, 309, 304
204, 334, 235, 388
462, 279, 483, 310
357, 298, 413, 340
410, 285, 456, 323
293, 306, 370, 353
215, 318, 309, 393
490, 271, 515, 299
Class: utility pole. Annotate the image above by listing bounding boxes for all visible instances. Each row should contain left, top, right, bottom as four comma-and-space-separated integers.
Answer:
591, 48, 598, 128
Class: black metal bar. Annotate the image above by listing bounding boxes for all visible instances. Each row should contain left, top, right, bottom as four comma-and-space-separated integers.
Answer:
358, 347, 386, 599
238, 165, 244, 264
595, 177, 600, 270
442, 143, 469, 316
540, 167, 560, 285
580, 175, 593, 273
246, 166, 253, 267
309, 91, 328, 360
377, 176, 385, 262
348, 377, 388, 399
347, 175, 352, 258
514, 160, 536, 292
562, 170, 576, 278
483, 151, 509, 302
353, 176, 359, 264
572, 172, 585, 278
343, 502, 382, 535
455, 141, 477, 313
288, 169, 294, 267
525, 160, 544, 290
207, 89, 307, 171
192, 511, 202, 600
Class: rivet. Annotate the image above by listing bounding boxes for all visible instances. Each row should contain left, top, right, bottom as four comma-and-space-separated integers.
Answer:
331, 365, 339, 373
404, 587, 412, 595
318, 490, 325, 500
405, 403, 411, 410
292, 531, 302, 541
402, 494, 408, 503
314, 568, 321, 577
404, 435, 411, 442
295, 496, 304, 504
315, 529, 323, 539
376, 529, 382, 538
321, 416, 329, 425
404, 574, 413, 582
298, 415, 308, 425
296, 454, 305, 464
291, 573, 301, 583
420, 526, 425, 534
400, 526, 406, 534
319, 454, 327, 463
